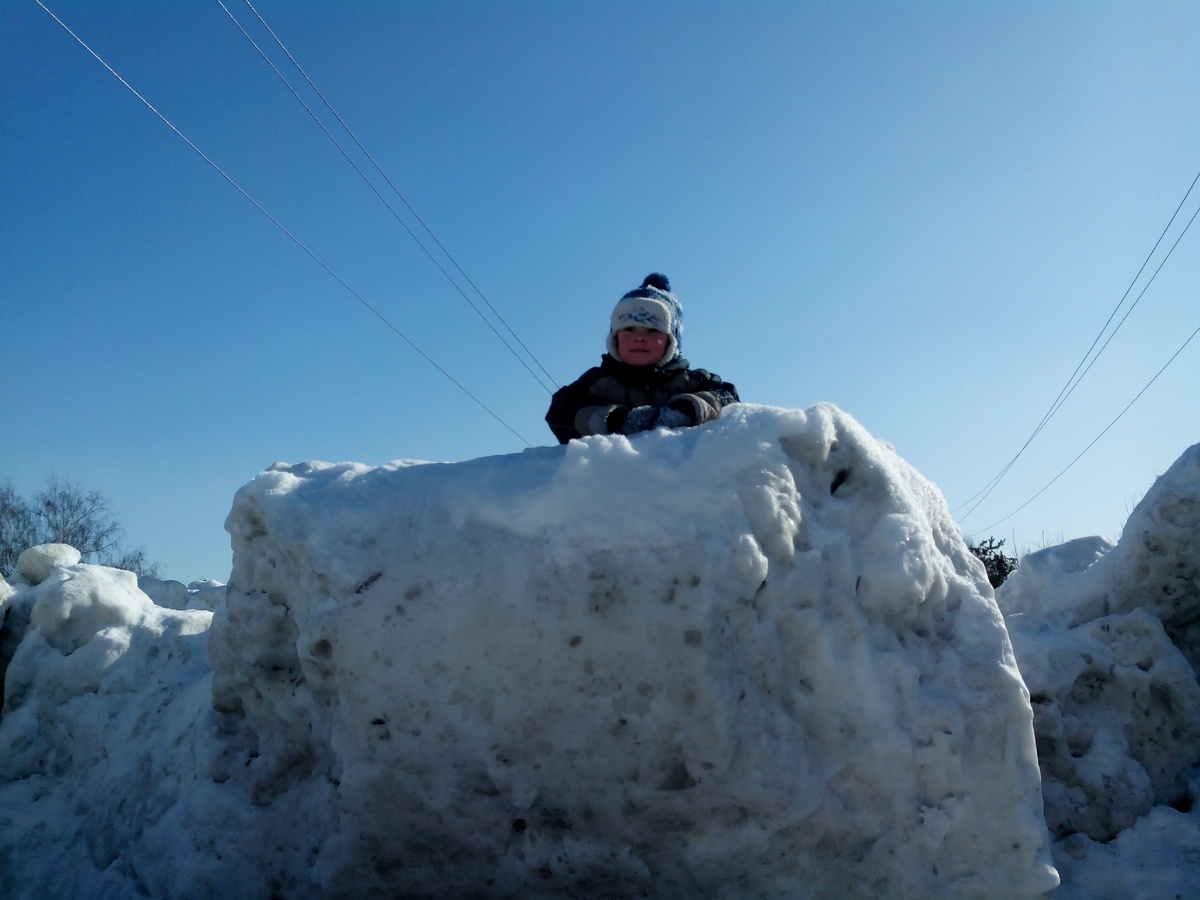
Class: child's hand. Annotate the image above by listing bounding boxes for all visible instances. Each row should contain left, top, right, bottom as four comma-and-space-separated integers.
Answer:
657, 408, 691, 429
619, 405, 660, 434
666, 397, 699, 426
617, 405, 691, 435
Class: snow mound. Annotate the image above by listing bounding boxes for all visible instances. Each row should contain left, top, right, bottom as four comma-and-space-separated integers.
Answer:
998, 443, 1200, 843
15, 543, 81, 586
1, 404, 1090, 897
138, 576, 227, 612
205, 403, 1056, 897
1052, 791, 1200, 900
3, 417, 1197, 897
0, 561, 215, 899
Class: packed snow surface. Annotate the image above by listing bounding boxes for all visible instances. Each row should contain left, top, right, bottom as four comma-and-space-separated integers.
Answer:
1, 403, 1197, 898
995, 441, 1200, 897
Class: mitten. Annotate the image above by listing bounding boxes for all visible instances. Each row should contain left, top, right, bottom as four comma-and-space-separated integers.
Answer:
657, 407, 690, 429
606, 407, 629, 434
667, 396, 699, 425
619, 405, 660, 435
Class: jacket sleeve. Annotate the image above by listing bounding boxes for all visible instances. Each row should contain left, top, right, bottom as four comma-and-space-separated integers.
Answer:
667, 372, 739, 426
546, 372, 621, 444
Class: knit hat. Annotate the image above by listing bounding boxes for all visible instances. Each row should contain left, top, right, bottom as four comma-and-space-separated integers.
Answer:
607, 273, 684, 363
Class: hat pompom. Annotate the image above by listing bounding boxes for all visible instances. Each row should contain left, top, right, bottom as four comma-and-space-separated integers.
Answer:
642, 273, 671, 292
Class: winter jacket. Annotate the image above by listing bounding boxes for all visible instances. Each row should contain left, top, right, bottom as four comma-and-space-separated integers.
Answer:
546, 354, 739, 444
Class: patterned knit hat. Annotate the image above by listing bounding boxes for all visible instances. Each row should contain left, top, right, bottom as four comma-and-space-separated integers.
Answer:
607, 273, 684, 363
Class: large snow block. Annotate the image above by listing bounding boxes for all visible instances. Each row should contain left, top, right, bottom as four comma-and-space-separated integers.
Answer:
998, 442, 1200, 842
999, 444, 1200, 653
211, 403, 1057, 897
1016, 609, 1200, 841
0, 563, 218, 897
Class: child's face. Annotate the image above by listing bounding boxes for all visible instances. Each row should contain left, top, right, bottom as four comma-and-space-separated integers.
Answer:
617, 326, 669, 366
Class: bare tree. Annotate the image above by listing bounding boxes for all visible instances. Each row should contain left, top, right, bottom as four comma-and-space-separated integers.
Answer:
0, 478, 160, 578
0, 482, 38, 576
33, 478, 123, 560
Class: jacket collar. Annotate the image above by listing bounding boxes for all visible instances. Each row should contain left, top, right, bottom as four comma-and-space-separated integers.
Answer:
600, 353, 690, 378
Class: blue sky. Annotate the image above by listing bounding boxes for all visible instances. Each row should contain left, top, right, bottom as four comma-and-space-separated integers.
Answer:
4, 0, 1198, 582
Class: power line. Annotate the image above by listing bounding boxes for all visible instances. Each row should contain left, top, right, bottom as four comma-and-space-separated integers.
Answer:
224, 0, 559, 394
1066, 197, 1200, 400
956, 166, 1200, 521
35, 0, 533, 448
1024, 170, 1200, 442
973, 320, 1200, 534
217, 0, 554, 397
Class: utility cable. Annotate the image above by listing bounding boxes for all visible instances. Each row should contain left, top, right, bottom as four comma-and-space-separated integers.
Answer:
1062, 197, 1200, 406
956, 166, 1200, 521
230, 0, 559, 393
973, 320, 1200, 534
957, 169, 1200, 517
1017, 169, 1200, 452
218, 0, 556, 395
36, 0, 533, 448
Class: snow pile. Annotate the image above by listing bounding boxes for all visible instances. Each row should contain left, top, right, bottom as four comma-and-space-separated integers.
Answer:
1, 404, 1195, 897
14, 543, 82, 584
138, 576, 226, 611
0, 555, 216, 898
994, 443, 1200, 896
0, 403, 1056, 897
207, 402, 1055, 897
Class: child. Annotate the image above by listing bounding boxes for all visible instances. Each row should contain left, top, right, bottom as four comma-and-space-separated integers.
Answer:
546, 273, 739, 443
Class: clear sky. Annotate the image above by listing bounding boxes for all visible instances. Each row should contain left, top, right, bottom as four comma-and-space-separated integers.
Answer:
3, 0, 1198, 582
